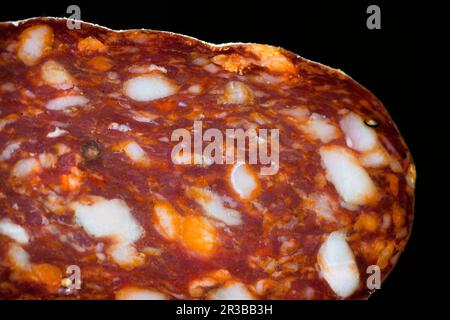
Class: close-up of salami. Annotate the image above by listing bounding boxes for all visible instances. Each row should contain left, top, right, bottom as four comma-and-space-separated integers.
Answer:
0, 17, 416, 300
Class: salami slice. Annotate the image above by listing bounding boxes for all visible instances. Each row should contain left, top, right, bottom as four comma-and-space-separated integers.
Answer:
0, 18, 415, 300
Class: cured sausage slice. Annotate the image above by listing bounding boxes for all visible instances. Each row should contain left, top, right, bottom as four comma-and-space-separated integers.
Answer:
0, 18, 415, 299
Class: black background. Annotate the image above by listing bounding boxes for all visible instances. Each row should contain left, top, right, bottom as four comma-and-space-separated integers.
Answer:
0, 0, 436, 316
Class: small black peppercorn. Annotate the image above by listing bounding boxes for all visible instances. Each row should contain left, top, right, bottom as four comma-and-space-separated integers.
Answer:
81, 140, 102, 161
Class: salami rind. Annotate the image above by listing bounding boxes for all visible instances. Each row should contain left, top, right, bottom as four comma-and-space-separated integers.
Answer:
0, 18, 415, 300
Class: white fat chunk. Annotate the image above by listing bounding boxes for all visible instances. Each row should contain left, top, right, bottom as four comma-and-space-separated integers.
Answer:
208, 282, 254, 300
46, 95, 89, 111
128, 64, 167, 74
8, 244, 32, 271
279, 107, 310, 121
389, 159, 402, 173
189, 278, 217, 296
406, 164, 416, 190
340, 112, 377, 152
132, 115, 154, 123
11, 158, 41, 178
109, 243, 144, 267
303, 117, 340, 143
17, 25, 53, 65
192, 56, 209, 66
360, 148, 390, 168
310, 194, 336, 222
0, 219, 30, 244
108, 122, 131, 132
318, 231, 360, 298
252, 71, 284, 85
153, 203, 178, 240
230, 163, 258, 199
220, 81, 253, 104
320, 146, 378, 206
41, 60, 73, 88
148, 64, 167, 73
116, 287, 168, 300
191, 188, 242, 226
203, 63, 221, 73
54, 143, 71, 156
124, 141, 147, 163
47, 127, 68, 138
38, 152, 57, 169
73, 196, 143, 243
0, 141, 21, 160
187, 84, 202, 94
124, 74, 177, 102
129, 110, 158, 123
